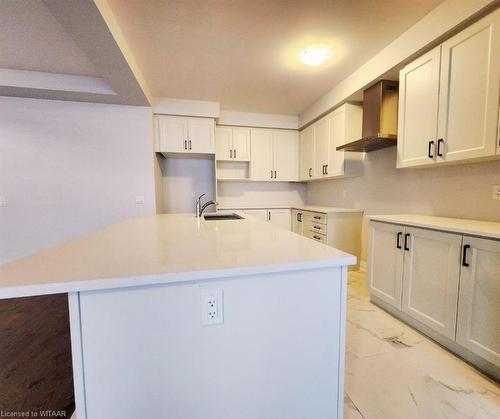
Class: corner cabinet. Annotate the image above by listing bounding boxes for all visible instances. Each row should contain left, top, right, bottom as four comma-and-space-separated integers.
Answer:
250, 129, 299, 181
369, 217, 500, 378
156, 115, 215, 155
299, 103, 363, 181
397, 9, 500, 168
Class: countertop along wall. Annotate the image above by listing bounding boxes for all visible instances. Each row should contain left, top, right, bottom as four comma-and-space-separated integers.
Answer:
306, 147, 500, 264
0, 96, 156, 264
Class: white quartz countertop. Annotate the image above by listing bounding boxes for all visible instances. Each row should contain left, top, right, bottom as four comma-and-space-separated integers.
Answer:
0, 214, 356, 299
219, 205, 363, 214
370, 214, 500, 240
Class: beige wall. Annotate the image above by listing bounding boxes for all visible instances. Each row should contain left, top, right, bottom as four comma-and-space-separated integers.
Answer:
306, 147, 500, 263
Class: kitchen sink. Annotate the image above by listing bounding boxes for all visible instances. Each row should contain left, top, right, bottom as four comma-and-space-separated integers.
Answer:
204, 213, 244, 220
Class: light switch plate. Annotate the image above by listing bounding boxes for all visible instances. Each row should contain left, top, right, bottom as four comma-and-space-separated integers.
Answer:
135, 195, 145, 204
493, 185, 500, 201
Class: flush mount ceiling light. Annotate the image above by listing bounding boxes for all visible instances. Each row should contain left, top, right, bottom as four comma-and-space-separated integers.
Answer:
299, 44, 332, 66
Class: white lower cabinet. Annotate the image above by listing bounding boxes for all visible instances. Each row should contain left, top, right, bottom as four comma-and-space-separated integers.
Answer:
402, 227, 462, 339
291, 209, 304, 235
242, 208, 291, 230
456, 236, 500, 366
369, 219, 500, 374
368, 222, 404, 309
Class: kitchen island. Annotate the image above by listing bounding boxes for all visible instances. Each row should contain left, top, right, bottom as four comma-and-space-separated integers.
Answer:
0, 214, 356, 419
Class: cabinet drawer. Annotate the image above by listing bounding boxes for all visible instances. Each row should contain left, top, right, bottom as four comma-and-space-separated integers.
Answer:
309, 222, 327, 236
305, 212, 327, 225
306, 230, 327, 244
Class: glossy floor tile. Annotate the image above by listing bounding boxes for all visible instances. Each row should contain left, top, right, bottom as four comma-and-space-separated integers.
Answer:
345, 271, 500, 419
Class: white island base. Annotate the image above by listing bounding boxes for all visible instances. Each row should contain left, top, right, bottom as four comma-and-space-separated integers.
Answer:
69, 266, 347, 419
0, 214, 354, 419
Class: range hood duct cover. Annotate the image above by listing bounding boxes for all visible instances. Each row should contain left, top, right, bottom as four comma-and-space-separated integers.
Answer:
337, 80, 399, 152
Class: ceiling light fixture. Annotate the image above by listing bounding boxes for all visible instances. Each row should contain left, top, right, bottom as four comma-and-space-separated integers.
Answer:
300, 44, 331, 66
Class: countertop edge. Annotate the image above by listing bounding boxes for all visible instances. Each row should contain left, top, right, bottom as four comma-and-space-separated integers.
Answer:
0, 256, 357, 300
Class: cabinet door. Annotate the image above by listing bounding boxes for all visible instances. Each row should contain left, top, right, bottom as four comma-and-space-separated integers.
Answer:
327, 107, 346, 177
157, 116, 188, 153
232, 128, 251, 161
437, 10, 500, 163
250, 129, 274, 181
215, 127, 233, 160
456, 237, 500, 366
242, 209, 268, 222
274, 130, 299, 181
402, 228, 462, 339
397, 47, 441, 168
291, 210, 304, 235
268, 209, 291, 230
313, 117, 329, 177
299, 126, 314, 180
187, 118, 214, 154
368, 222, 404, 309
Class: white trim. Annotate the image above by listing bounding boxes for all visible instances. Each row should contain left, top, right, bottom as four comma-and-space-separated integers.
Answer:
0, 69, 116, 95
153, 97, 220, 118
218, 110, 299, 129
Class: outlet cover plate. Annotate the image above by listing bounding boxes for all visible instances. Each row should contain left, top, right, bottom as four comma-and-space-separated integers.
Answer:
201, 289, 223, 326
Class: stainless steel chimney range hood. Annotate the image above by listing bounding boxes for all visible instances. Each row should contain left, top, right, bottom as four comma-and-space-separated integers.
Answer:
337, 80, 399, 152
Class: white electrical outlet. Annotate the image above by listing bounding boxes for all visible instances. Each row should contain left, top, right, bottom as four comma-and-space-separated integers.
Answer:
493, 185, 500, 201
0, 196, 5, 207
135, 195, 145, 204
201, 289, 223, 326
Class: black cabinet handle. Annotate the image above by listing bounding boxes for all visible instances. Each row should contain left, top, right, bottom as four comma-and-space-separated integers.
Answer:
298, 213, 302, 222
188, 140, 192, 150
325, 164, 328, 175
321, 165, 325, 175
313, 225, 321, 230
462, 244, 470, 267
396, 232, 402, 249
309, 168, 312, 177
234, 149, 236, 159
184, 140, 187, 150
268, 211, 271, 221
404, 233, 410, 251
270, 170, 273, 179
428, 141, 434, 158
313, 216, 321, 220
274, 170, 277, 179
230, 149, 233, 158
313, 235, 322, 241
437, 139, 444, 157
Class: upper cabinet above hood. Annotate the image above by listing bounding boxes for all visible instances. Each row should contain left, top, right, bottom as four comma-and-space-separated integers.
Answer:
337, 80, 398, 152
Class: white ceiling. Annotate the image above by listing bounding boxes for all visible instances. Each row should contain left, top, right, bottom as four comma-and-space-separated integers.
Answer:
106, 0, 444, 114
0, 0, 99, 77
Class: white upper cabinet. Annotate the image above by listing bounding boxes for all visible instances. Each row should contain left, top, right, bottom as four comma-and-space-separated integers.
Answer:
456, 236, 500, 367
313, 117, 329, 177
437, 11, 500, 163
402, 227, 462, 340
398, 9, 500, 168
250, 128, 298, 181
397, 47, 441, 168
156, 115, 214, 154
215, 127, 251, 161
299, 125, 314, 180
300, 104, 362, 180
250, 129, 274, 180
273, 130, 299, 181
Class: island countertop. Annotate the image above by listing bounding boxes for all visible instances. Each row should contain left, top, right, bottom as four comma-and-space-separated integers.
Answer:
0, 213, 356, 299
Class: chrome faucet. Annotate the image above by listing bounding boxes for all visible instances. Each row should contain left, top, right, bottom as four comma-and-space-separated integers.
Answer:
196, 193, 218, 217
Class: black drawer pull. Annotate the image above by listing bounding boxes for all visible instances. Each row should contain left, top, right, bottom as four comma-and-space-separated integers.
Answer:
437, 139, 444, 157
313, 225, 321, 230
428, 141, 434, 159
404, 233, 410, 251
313, 235, 322, 240
462, 244, 470, 267
396, 232, 402, 249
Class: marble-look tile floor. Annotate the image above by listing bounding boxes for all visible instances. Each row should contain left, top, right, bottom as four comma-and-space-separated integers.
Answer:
344, 270, 500, 419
